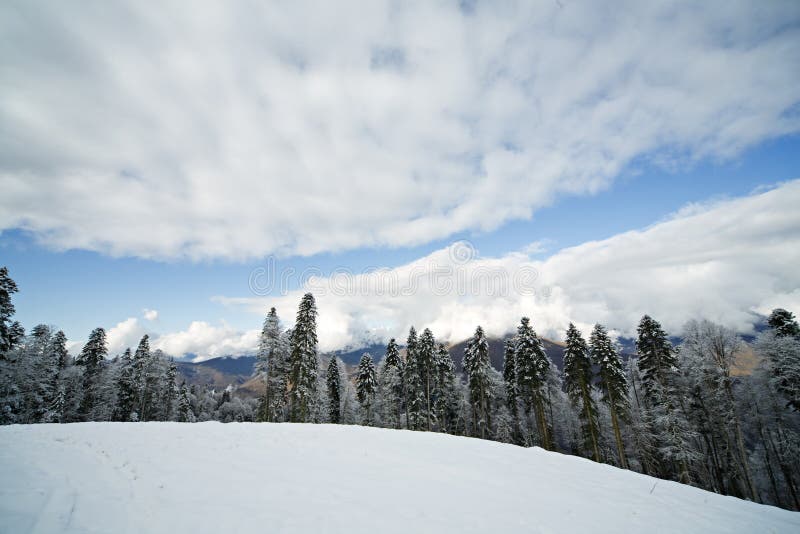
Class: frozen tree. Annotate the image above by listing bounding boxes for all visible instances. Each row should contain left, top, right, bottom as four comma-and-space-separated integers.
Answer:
356, 353, 377, 425
563, 323, 601, 461
464, 326, 492, 439
256, 307, 290, 422
768, 308, 800, 339
404, 327, 425, 430
433, 343, 459, 434
681, 319, 758, 501
763, 308, 800, 411
76, 327, 108, 420
0, 266, 23, 357
289, 293, 319, 423
326, 355, 342, 424
377, 338, 404, 429
177, 383, 194, 422
515, 317, 552, 449
417, 328, 436, 430
114, 348, 136, 421
502, 340, 521, 444
589, 324, 629, 469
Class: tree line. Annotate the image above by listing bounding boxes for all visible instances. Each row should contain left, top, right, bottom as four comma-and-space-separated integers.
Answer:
1, 266, 799, 510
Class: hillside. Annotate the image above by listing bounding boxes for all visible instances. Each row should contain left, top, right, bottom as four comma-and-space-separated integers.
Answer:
2, 423, 797, 533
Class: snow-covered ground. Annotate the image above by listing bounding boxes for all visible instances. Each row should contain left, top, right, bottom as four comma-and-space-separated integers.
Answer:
1, 423, 797, 533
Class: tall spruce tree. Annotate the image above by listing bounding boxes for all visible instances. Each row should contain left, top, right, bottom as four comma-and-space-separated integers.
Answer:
418, 328, 436, 430
768, 308, 800, 338
256, 307, 289, 422
433, 343, 458, 433
114, 348, 136, 421
502, 340, 522, 444
515, 317, 552, 449
589, 324, 629, 469
464, 326, 492, 439
636, 315, 678, 396
77, 327, 107, 420
0, 266, 23, 357
563, 323, 601, 462
356, 353, 377, 425
326, 355, 342, 424
289, 293, 319, 423
378, 338, 404, 428
404, 327, 424, 430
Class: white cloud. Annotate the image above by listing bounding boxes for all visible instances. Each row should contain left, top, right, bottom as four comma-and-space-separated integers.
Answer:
1, 1, 798, 259
105, 317, 147, 356
213, 180, 800, 351
143, 309, 159, 321
152, 321, 260, 362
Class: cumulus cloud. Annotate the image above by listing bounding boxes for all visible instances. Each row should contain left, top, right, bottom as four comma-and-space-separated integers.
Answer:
1, 1, 798, 259
143, 309, 159, 321
214, 181, 800, 351
105, 317, 147, 356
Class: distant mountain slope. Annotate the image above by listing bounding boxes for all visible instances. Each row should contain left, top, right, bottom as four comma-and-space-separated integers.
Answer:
2, 423, 797, 533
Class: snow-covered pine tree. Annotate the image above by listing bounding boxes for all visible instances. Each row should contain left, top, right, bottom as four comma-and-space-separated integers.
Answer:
114, 348, 136, 421
76, 327, 108, 421
634, 315, 696, 482
49, 330, 70, 423
563, 323, 601, 461
433, 343, 458, 434
764, 308, 800, 411
418, 328, 436, 430
132, 335, 161, 421
378, 338, 404, 428
636, 315, 678, 397
256, 307, 290, 422
288, 293, 319, 423
160, 359, 178, 421
589, 324, 629, 469
502, 340, 521, 444
326, 355, 342, 424
404, 326, 424, 430
768, 308, 800, 339
356, 353, 377, 425
177, 383, 194, 422
0, 266, 23, 357
464, 326, 492, 439
515, 317, 552, 449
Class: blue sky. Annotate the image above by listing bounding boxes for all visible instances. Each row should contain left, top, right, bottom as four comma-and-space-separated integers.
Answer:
1, 1, 799, 357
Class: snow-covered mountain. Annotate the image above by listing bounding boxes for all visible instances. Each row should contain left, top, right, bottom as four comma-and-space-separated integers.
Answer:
2, 422, 797, 533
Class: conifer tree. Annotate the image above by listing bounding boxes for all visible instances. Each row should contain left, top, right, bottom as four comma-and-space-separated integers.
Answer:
768, 308, 800, 338
326, 355, 342, 424
515, 317, 552, 449
433, 343, 458, 433
177, 383, 193, 422
77, 327, 107, 420
114, 348, 136, 421
464, 326, 492, 439
0, 266, 22, 356
356, 353, 377, 425
404, 326, 424, 430
418, 328, 436, 430
765, 308, 800, 411
256, 307, 289, 422
636, 315, 678, 397
289, 293, 319, 423
502, 340, 520, 443
563, 323, 601, 462
380, 338, 404, 428
590, 324, 629, 469
132, 335, 157, 421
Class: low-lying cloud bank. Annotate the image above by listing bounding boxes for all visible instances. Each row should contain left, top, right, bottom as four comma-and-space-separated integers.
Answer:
99, 181, 800, 360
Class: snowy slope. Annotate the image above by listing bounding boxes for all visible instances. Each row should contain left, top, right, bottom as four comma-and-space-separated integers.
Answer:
1, 423, 797, 534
